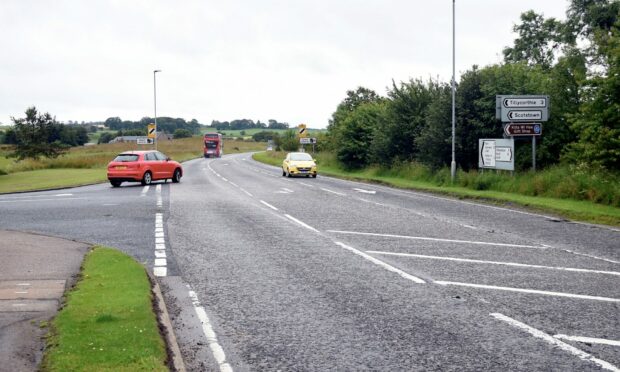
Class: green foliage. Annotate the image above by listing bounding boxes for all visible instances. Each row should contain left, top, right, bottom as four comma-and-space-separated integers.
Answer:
252, 130, 279, 142
8, 107, 69, 160
336, 102, 385, 169
173, 128, 193, 138
105, 116, 203, 134
98, 132, 115, 144
274, 130, 298, 151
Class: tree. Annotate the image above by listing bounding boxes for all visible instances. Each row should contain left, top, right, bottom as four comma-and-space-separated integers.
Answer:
8, 107, 69, 160
173, 128, 192, 138
98, 132, 115, 144
336, 102, 385, 169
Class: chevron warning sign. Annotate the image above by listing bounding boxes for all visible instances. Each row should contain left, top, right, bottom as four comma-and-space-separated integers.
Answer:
298, 123, 307, 138
147, 124, 156, 139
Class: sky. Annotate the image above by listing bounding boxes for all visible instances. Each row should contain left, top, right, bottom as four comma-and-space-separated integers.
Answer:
0, 0, 569, 129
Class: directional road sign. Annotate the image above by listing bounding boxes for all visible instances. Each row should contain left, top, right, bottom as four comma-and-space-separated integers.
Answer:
300, 137, 311, 144
137, 137, 154, 145
147, 124, 156, 138
479, 138, 514, 171
504, 123, 542, 136
496, 95, 549, 122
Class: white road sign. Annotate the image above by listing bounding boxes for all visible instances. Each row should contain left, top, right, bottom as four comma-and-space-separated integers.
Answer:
496, 95, 549, 122
137, 137, 153, 145
507, 110, 542, 121
299, 137, 311, 144
479, 138, 514, 171
502, 97, 547, 108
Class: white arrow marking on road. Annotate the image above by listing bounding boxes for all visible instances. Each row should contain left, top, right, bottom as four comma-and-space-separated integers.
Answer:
492, 313, 619, 371
353, 188, 376, 194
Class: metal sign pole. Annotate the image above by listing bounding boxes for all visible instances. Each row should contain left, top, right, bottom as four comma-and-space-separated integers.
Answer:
532, 136, 536, 171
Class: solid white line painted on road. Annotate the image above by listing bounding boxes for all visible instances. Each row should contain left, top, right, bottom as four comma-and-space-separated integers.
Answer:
54, 193, 73, 197
367, 251, 620, 277
436, 281, 620, 303
153, 267, 167, 277
155, 250, 167, 258
230, 182, 239, 187
320, 187, 346, 196
141, 185, 150, 196
188, 290, 233, 372
155, 227, 164, 233
155, 231, 165, 238
15, 291, 28, 294
16, 283, 30, 286
335, 242, 426, 284
328, 230, 545, 249
353, 188, 376, 194
156, 243, 166, 250
491, 313, 619, 372
560, 248, 620, 265
285, 214, 319, 233
260, 200, 279, 211
553, 335, 620, 347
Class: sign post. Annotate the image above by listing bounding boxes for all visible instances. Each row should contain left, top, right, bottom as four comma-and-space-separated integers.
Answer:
497, 95, 549, 171
479, 138, 515, 171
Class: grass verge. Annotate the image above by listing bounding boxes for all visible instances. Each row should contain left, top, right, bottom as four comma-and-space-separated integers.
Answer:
253, 151, 620, 227
41, 247, 167, 372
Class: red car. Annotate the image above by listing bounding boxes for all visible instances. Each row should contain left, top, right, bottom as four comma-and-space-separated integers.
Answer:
107, 150, 183, 187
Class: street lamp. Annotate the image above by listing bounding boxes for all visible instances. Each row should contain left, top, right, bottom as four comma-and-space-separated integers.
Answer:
153, 69, 161, 150
450, 0, 457, 183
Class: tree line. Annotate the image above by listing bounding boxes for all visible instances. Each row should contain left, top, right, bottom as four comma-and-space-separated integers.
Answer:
326, 0, 619, 172
210, 119, 289, 130
104, 116, 203, 135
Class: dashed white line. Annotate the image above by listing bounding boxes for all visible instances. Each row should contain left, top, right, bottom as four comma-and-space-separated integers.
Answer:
299, 182, 316, 188
154, 258, 167, 267
436, 281, 620, 302
320, 187, 346, 196
189, 290, 233, 372
156, 243, 166, 250
156, 184, 161, 193
260, 200, 279, 211
155, 231, 165, 238
285, 214, 319, 233
353, 188, 376, 194
553, 335, 620, 347
366, 251, 620, 276
153, 267, 167, 277
156, 237, 165, 244
141, 185, 150, 196
222, 177, 228, 182
241, 189, 253, 197
328, 230, 546, 249
230, 182, 239, 188
155, 250, 167, 258
491, 313, 619, 372
54, 193, 73, 197
335, 242, 425, 284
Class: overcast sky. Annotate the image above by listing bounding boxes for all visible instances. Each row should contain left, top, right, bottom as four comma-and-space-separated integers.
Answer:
1, 0, 568, 128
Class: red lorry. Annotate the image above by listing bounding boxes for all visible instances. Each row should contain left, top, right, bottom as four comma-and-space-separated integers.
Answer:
204, 133, 223, 158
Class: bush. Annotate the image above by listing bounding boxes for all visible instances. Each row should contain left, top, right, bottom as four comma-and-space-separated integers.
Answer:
173, 129, 192, 139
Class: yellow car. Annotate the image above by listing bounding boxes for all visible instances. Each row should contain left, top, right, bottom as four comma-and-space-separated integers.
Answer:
282, 152, 317, 178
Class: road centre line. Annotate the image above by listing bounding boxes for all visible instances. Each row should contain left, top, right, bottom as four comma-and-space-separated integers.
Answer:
320, 187, 346, 196
285, 214, 319, 233
0, 197, 87, 203
436, 281, 620, 303
553, 335, 620, 347
241, 189, 253, 197
366, 251, 620, 276
230, 182, 239, 187
335, 242, 426, 284
188, 290, 233, 372
491, 313, 619, 371
260, 200, 278, 211
328, 230, 545, 249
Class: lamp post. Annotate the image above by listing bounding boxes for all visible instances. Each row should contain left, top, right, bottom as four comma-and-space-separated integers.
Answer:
450, 0, 457, 183
153, 69, 161, 150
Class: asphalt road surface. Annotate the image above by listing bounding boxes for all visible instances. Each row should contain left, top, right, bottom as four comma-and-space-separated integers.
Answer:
0, 153, 618, 371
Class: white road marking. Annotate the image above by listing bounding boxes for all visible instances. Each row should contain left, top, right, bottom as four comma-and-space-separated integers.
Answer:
282, 188, 294, 193
260, 200, 279, 211
16, 283, 30, 286
153, 267, 167, 277
461, 224, 478, 230
155, 231, 165, 238
156, 184, 161, 193
155, 227, 164, 233
335, 242, 425, 284
154, 258, 167, 267
102, 203, 119, 206
560, 248, 620, 264
356, 198, 391, 208
367, 251, 620, 276
353, 188, 376, 194
156, 243, 166, 250
553, 335, 620, 347
299, 182, 316, 188
436, 281, 620, 303
15, 291, 28, 294
241, 189, 253, 197
222, 177, 228, 182
189, 290, 233, 372
230, 182, 239, 188
141, 186, 150, 196
320, 187, 346, 196
155, 250, 167, 258
491, 313, 619, 372
328, 230, 545, 249
54, 193, 73, 196
285, 214, 319, 233
155, 237, 165, 244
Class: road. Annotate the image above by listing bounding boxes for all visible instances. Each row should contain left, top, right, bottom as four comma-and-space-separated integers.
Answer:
0, 153, 618, 371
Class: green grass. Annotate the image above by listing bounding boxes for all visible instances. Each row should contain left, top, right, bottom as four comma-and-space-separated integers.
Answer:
253, 151, 620, 226
0, 138, 266, 193
41, 247, 167, 372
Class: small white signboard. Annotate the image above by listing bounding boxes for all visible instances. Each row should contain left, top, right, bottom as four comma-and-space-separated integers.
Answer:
300, 138, 311, 144
479, 138, 514, 171
137, 137, 153, 145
